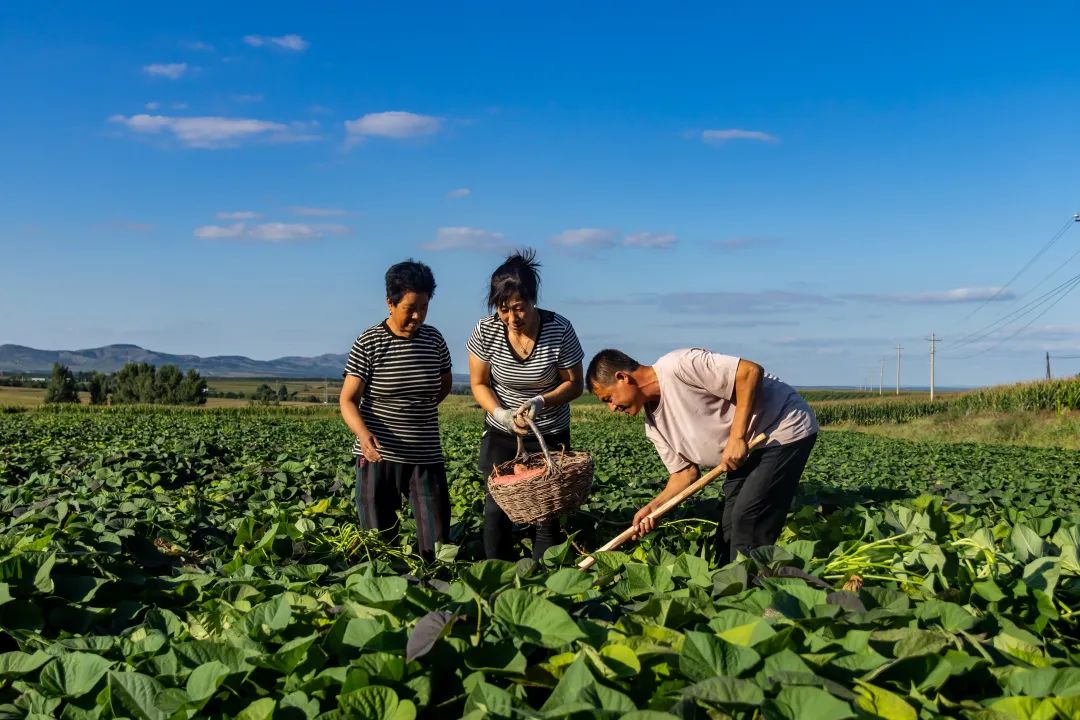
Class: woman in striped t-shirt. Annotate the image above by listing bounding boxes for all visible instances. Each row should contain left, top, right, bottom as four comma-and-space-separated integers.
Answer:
339, 260, 453, 562
467, 250, 585, 561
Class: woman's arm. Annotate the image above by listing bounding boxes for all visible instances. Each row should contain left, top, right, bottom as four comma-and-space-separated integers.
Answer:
537, 361, 583, 408
339, 375, 382, 461
436, 372, 453, 405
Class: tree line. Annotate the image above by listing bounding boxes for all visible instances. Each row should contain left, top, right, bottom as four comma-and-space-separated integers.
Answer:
43, 363, 207, 405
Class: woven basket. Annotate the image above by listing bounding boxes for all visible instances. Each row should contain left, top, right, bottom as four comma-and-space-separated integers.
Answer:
487, 416, 594, 525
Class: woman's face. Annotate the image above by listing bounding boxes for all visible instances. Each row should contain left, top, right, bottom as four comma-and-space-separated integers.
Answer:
386, 291, 430, 335
496, 293, 535, 332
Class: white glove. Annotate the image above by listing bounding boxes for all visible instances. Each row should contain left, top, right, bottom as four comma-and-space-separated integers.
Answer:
491, 407, 517, 431
517, 395, 545, 420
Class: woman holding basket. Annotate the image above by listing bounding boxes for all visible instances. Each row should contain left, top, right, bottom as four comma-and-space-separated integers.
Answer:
467, 249, 585, 561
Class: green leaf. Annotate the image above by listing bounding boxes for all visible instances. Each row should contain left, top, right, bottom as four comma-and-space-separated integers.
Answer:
174, 641, 255, 672
1005, 668, 1080, 698
338, 686, 416, 720
679, 631, 759, 681
854, 681, 917, 719
680, 676, 765, 707
39, 652, 113, 698
460, 560, 517, 597
463, 681, 514, 718
493, 589, 585, 648
185, 660, 231, 703
545, 568, 594, 596
251, 633, 319, 674
770, 686, 855, 720
279, 691, 320, 720
539, 655, 634, 714
598, 644, 641, 678
1012, 525, 1047, 563
236, 697, 276, 720
346, 576, 409, 607
238, 594, 292, 636
463, 642, 528, 675
108, 670, 166, 720
0, 651, 51, 679
988, 696, 1059, 720
1022, 557, 1061, 599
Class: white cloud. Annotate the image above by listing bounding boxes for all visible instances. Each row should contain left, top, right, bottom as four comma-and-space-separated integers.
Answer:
182, 41, 215, 52
234, 94, 264, 103
847, 287, 1018, 305
423, 227, 510, 252
288, 206, 348, 217
193, 223, 246, 239
716, 237, 781, 251
701, 128, 779, 144
193, 222, 351, 242
447, 187, 471, 199
624, 231, 677, 249
145, 101, 161, 111
216, 211, 261, 220
243, 34, 309, 51
142, 63, 189, 79
345, 111, 442, 142
551, 228, 618, 248
109, 113, 319, 148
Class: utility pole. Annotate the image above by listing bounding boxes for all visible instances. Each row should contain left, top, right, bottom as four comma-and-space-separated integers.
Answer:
895, 344, 903, 395
323, 377, 328, 405
926, 333, 939, 401
1046, 351, 1052, 380
879, 358, 885, 396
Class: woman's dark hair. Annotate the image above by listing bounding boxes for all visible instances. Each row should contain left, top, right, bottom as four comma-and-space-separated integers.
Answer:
487, 248, 541, 311
385, 260, 436, 304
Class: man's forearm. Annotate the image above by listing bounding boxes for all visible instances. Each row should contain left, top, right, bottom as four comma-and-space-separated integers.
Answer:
731, 361, 762, 439
655, 467, 699, 506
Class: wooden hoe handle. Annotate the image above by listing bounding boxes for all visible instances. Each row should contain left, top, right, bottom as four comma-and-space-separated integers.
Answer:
577, 433, 768, 571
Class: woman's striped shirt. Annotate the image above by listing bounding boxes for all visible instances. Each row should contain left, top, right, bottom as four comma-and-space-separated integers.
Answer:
466, 309, 584, 435
344, 322, 452, 464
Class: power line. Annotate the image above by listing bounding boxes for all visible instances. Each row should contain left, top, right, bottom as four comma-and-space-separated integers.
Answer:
945, 271, 1080, 352
948, 274, 1080, 360
961, 216, 1076, 321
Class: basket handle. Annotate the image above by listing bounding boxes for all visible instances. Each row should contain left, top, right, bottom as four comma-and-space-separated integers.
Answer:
512, 413, 556, 469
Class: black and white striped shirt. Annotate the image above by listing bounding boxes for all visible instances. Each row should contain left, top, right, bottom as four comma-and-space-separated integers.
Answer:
344, 322, 452, 464
466, 310, 584, 435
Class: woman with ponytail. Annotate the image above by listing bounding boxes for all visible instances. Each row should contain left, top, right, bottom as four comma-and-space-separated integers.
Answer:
467, 249, 585, 561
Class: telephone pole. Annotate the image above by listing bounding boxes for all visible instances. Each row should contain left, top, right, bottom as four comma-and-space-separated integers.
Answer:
879, 357, 885, 395
895, 344, 903, 395
1046, 351, 1052, 380
926, 333, 939, 401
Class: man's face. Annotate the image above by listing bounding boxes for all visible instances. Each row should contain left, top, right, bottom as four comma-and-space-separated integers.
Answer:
592, 374, 644, 416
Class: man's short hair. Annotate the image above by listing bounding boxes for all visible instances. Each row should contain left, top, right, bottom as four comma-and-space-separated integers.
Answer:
385, 260, 437, 304
586, 349, 640, 392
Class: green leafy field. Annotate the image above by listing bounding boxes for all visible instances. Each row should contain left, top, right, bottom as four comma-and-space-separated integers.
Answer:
2, 406, 1079, 719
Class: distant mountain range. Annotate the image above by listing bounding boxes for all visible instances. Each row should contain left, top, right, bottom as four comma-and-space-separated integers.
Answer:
0, 344, 353, 378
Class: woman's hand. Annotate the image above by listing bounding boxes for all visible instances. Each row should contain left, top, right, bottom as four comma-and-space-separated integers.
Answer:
358, 432, 383, 462
491, 407, 529, 435
517, 395, 545, 419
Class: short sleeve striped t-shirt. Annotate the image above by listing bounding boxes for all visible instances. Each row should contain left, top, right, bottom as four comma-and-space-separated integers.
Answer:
344, 322, 452, 464
466, 309, 584, 435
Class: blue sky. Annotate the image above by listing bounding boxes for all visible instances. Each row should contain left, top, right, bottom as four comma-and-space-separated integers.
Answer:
3, 2, 1080, 387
